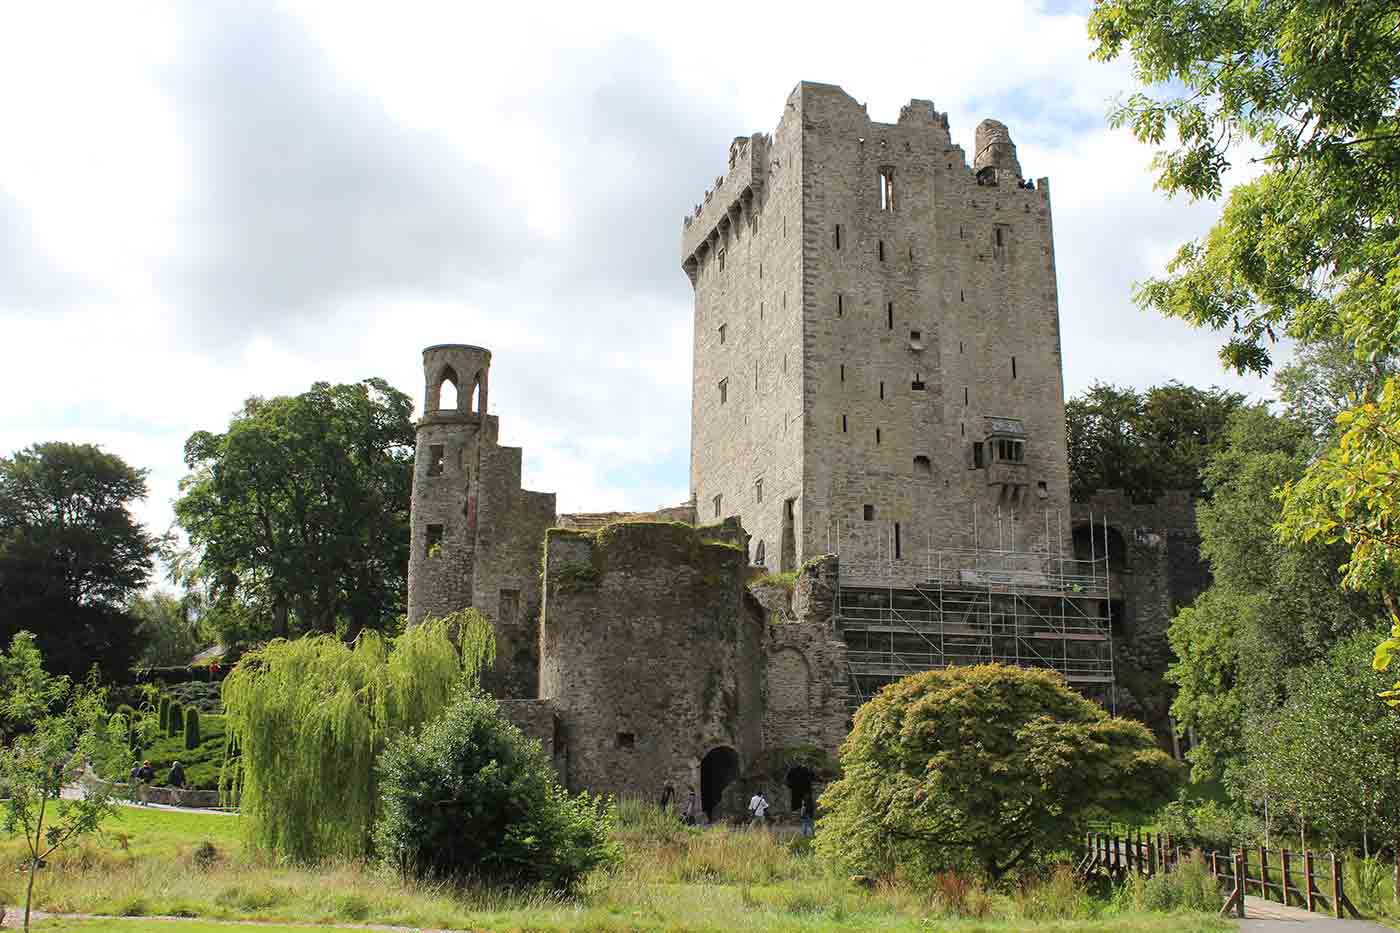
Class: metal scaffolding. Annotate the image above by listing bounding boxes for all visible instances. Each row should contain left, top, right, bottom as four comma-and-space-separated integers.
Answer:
831, 509, 1117, 713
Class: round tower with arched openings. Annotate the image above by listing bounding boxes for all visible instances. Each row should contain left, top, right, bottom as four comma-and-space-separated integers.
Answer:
407, 344, 492, 626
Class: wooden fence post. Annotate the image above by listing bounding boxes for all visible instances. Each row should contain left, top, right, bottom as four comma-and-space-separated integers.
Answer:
1331, 852, 1343, 919
1219, 851, 1246, 918
1242, 847, 1251, 899
1147, 832, 1157, 878
1281, 848, 1294, 907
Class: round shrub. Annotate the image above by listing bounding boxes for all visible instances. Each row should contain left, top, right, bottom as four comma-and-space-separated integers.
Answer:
168, 701, 184, 736
184, 708, 201, 750
375, 688, 617, 890
816, 664, 1180, 881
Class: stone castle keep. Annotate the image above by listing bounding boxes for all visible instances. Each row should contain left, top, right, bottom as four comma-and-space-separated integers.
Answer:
404, 83, 1174, 817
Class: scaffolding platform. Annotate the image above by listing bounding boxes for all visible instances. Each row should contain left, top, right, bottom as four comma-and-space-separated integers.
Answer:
831, 516, 1117, 712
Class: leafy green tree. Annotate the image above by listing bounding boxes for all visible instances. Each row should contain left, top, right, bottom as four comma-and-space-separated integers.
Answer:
1274, 338, 1398, 443
375, 687, 616, 891
1066, 382, 1243, 501
1241, 632, 1400, 853
1087, 0, 1400, 681
1167, 407, 1382, 781
129, 591, 212, 668
175, 379, 415, 643
221, 611, 493, 862
0, 442, 157, 679
815, 665, 1179, 881
0, 632, 144, 932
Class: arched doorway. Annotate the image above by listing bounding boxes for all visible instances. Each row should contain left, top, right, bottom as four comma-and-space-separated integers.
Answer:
786, 765, 814, 811
700, 746, 739, 821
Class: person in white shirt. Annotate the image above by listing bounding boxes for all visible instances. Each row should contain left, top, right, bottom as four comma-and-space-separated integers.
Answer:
747, 790, 769, 825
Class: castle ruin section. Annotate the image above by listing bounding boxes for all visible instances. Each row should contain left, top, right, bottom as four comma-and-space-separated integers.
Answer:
685, 82, 1071, 585
1073, 490, 1210, 748
538, 519, 766, 816
406, 344, 557, 698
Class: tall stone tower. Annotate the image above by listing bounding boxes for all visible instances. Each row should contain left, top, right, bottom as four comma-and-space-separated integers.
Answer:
683, 82, 1072, 582
406, 344, 556, 697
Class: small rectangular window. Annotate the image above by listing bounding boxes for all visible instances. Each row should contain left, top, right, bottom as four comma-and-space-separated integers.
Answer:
887, 302, 894, 329
840, 364, 845, 382
911, 375, 925, 391
499, 588, 519, 623
879, 381, 885, 400
910, 330, 921, 341
972, 443, 985, 469
718, 248, 726, 272
964, 387, 969, 405
842, 415, 848, 433
755, 479, 763, 503
837, 293, 843, 316
759, 262, 763, 279
617, 732, 635, 749
863, 504, 875, 521
1037, 481, 1048, 499
878, 240, 885, 262
834, 224, 842, 249
427, 444, 445, 476
426, 524, 444, 556
995, 227, 1003, 247
876, 427, 882, 445
713, 494, 722, 518
718, 378, 728, 404
894, 521, 901, 558
718, 323, 726, 345
1011, 356, 1017, 378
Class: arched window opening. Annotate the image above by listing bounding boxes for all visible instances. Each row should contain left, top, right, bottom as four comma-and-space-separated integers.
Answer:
754, 539, 766, 566
438, 366, 459, 411
469, 371, 483, 414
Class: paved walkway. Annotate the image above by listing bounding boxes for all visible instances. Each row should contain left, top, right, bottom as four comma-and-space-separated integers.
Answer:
58, 784, 237, 816
1238, 895, 1395, 930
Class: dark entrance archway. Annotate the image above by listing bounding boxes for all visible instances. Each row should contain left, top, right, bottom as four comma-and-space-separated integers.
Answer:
700, 746, 739, 820
786, 765, 814, 811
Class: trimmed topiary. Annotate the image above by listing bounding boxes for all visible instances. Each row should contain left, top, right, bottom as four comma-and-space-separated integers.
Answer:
158, 695, 171, 733
168, 701, 184, 736
375, 687, 617, 890
184, 708, 201, 750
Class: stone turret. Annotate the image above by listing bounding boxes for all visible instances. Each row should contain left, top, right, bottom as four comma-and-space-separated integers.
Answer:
973, 118, 1022, 185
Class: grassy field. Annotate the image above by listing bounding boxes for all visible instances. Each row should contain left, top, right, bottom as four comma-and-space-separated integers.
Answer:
1, 804, 1232, 932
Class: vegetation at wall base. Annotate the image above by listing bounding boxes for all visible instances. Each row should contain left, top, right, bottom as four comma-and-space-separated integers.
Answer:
816, 664, 1180, 881
374, 687, 617, 890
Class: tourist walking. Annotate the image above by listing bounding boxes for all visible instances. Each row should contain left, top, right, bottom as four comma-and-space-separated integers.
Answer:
681, 786, 698, 825
167, 760, 186, 789
799, 794, 815, 837
658, 783, 674, 812
132, 760, 155, 805
747, 789, 769, 826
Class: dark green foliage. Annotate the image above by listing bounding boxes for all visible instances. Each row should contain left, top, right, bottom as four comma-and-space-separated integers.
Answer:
158, 696, 170, 734
0, 442, 156, 680
168, 702, 184, 736
174, 379, 415, 645
184, 708, 201, 750
375, 688, 617, 890
816, 665, 1180, 881
1167, 407, 1385, 782
140, 713, 226, 790
1066, 382, 1244, 501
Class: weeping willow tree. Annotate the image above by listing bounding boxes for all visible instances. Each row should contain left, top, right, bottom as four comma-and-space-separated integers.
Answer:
221, 611, 494, 862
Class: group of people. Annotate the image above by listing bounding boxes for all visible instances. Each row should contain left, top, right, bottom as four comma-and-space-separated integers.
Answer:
127, 759, 186, 805
658, 783, 815, 836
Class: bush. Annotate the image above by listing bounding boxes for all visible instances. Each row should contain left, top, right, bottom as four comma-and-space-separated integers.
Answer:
1155, 796, 1261, 850
816, 664, 1180, 881
184, 708, 201, 750
158, 696, 170, 733
168, 701, 184, 736
1119, 852, 1220, 913
374, 688, 617, 890
1016, 865, 1096, 920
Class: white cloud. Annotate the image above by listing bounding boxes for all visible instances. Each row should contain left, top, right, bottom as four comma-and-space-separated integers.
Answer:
0, 0, 1274, 549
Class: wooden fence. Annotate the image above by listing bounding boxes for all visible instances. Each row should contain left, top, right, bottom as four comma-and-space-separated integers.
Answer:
1081, 831, 1361, 920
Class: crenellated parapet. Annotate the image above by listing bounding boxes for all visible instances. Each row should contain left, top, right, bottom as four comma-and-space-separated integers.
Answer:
680, 133, 769, 282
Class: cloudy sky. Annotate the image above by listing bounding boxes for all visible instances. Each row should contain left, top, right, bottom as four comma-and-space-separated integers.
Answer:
0, 0, 1275, 549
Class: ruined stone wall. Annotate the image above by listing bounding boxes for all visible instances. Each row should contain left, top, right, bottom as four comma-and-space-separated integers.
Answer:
1073, 490, 1209, 742
539, 520, 765, 808
761, 621, 849, 763
498, 698, 563, 779
684, 83, 1071, 588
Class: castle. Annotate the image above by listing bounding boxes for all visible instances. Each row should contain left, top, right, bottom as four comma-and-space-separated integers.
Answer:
404, 83, 1130, 819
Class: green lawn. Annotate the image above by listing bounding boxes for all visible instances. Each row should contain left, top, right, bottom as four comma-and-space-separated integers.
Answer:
1, 805, 1233, 933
